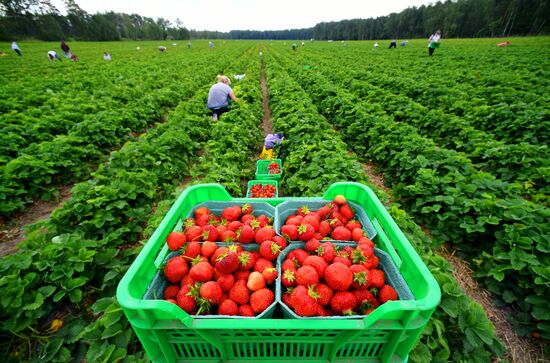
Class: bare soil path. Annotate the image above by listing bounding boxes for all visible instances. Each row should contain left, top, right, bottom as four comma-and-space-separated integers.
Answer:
259, 50, 273, 136
0, 185, 72, 256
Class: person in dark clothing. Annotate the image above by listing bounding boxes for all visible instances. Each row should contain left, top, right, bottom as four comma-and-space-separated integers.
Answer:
389, 40, 397, 49
60, 40, 71, 58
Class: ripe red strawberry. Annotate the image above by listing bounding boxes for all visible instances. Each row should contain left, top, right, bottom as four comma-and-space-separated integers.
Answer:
182, 217, 195, 229
183, 241, 202, 259
288, 248, 309, 266
241, 203, 253, 215
234, 270, 250, 281
241, 214, 255, 224
358, 237, 375, 248
316, 204, 332, 220
333, 250, 352, 266
282, 289, 293, 307
238, 251, 256, 271
221, 206, 242, 222
229, 279, 250, 305
194, 206, 210, 219
254, 258, 274, 273
330, 291, 356, 315
215, 250, 240, 274
304, 238, 321, 253
201, 241, 218, 258
189, 261, 214, 282
238, 225, 255, 244
255, 227, 276, 244
302, 213, 320, 231
317, 242, 336, 263
166, 232, 186, 251
325, 262, 353, 291
285, 215, 303, 226
262, 267, 278, 285
314, 283, 334, 306
281, 258, 297, 271
256, 214, 271, 227
250, 288, 274, 314
176, 284, 196, 313
303, 255, 328, 279
164, 256, 188, 283
295, 265, 319, 286
363, 255, 379, 270
200, 281, 223, 304
220, 230, 237, 242
350, 264, 368, 290
218, 299, 239, 315
185, 225, 203, 242
216, 273, 235, 292
227, 220, 243, 232
259, 240, 281, 261
332, 226, 352, 241
333, 195, 346, 205
297, 223, 315, 241
181, 275, 195, 287
239, 304, 255, 316
195, 214, 211, 227
318, 220, 331, 237
353, 289, 379, 312
368, 269, 385, 288
164, 284, 180, 300
282, 268, 297, 287
201, 225, 218, 242
289, 285, 320, 317
339, 204, 355, 220
281, 224, 298, 240
378, 285, 398, 303
247, 271, 266, 291
296, 205, 310, 217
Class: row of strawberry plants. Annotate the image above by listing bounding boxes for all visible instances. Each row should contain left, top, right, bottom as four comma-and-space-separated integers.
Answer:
264, 50, 505, 362
300, 54, 548, 203
344, 49, 549, 146
0, 44, 262, 361
0, 50, 229, 218
277, 52, 550, 341
70, 51, 266, 362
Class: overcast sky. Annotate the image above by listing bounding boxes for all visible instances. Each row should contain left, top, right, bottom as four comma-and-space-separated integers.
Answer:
51, 0, 435, 32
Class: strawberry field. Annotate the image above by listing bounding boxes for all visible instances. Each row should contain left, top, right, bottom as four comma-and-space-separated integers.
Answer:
0, 38, 549, 362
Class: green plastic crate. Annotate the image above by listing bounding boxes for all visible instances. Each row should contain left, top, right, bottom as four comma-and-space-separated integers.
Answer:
255, 159, 282, 181
117, 182, 441, 363
246, 180, 279, 198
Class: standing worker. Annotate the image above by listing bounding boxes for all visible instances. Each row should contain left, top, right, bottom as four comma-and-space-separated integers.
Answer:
11, 41, 22, 56
428, 30, 442, 56
60, 40, 72, 58
206, 75, 238, 121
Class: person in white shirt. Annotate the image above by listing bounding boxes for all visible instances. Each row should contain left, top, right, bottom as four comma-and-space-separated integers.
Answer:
11, 41, 22, 56
428, 30, 442, 56
103, 52, 112, 61
47, 50, 62, 61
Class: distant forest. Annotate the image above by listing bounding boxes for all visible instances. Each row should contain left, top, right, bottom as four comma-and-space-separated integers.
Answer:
1, 0, 548, 41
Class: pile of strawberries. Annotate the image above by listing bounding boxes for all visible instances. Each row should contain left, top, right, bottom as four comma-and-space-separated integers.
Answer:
248, 183, 277, 198
279, 195, 368, 242
162, 204, 287, 316
165, 204, 275, 245
280, 239, 398, 317
267, 161, 281, 175
277, 195, 398, 317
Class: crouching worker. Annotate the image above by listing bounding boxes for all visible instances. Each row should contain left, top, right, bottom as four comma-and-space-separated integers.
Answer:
47, 50, 62, 61
207, 75, 238, 120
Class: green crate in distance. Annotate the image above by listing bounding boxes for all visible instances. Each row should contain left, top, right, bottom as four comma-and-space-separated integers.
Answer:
255, 159, 282, 181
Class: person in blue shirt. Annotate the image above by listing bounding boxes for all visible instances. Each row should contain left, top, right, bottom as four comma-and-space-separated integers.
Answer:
207, 75, 238, 120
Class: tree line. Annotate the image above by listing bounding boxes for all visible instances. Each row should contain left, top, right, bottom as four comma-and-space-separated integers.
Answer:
1, 0, 548, 41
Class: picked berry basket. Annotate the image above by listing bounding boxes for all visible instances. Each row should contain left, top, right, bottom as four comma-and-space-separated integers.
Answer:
255, 159, 283, 181
246, 180, 279, 198
117, 182, 440, 363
